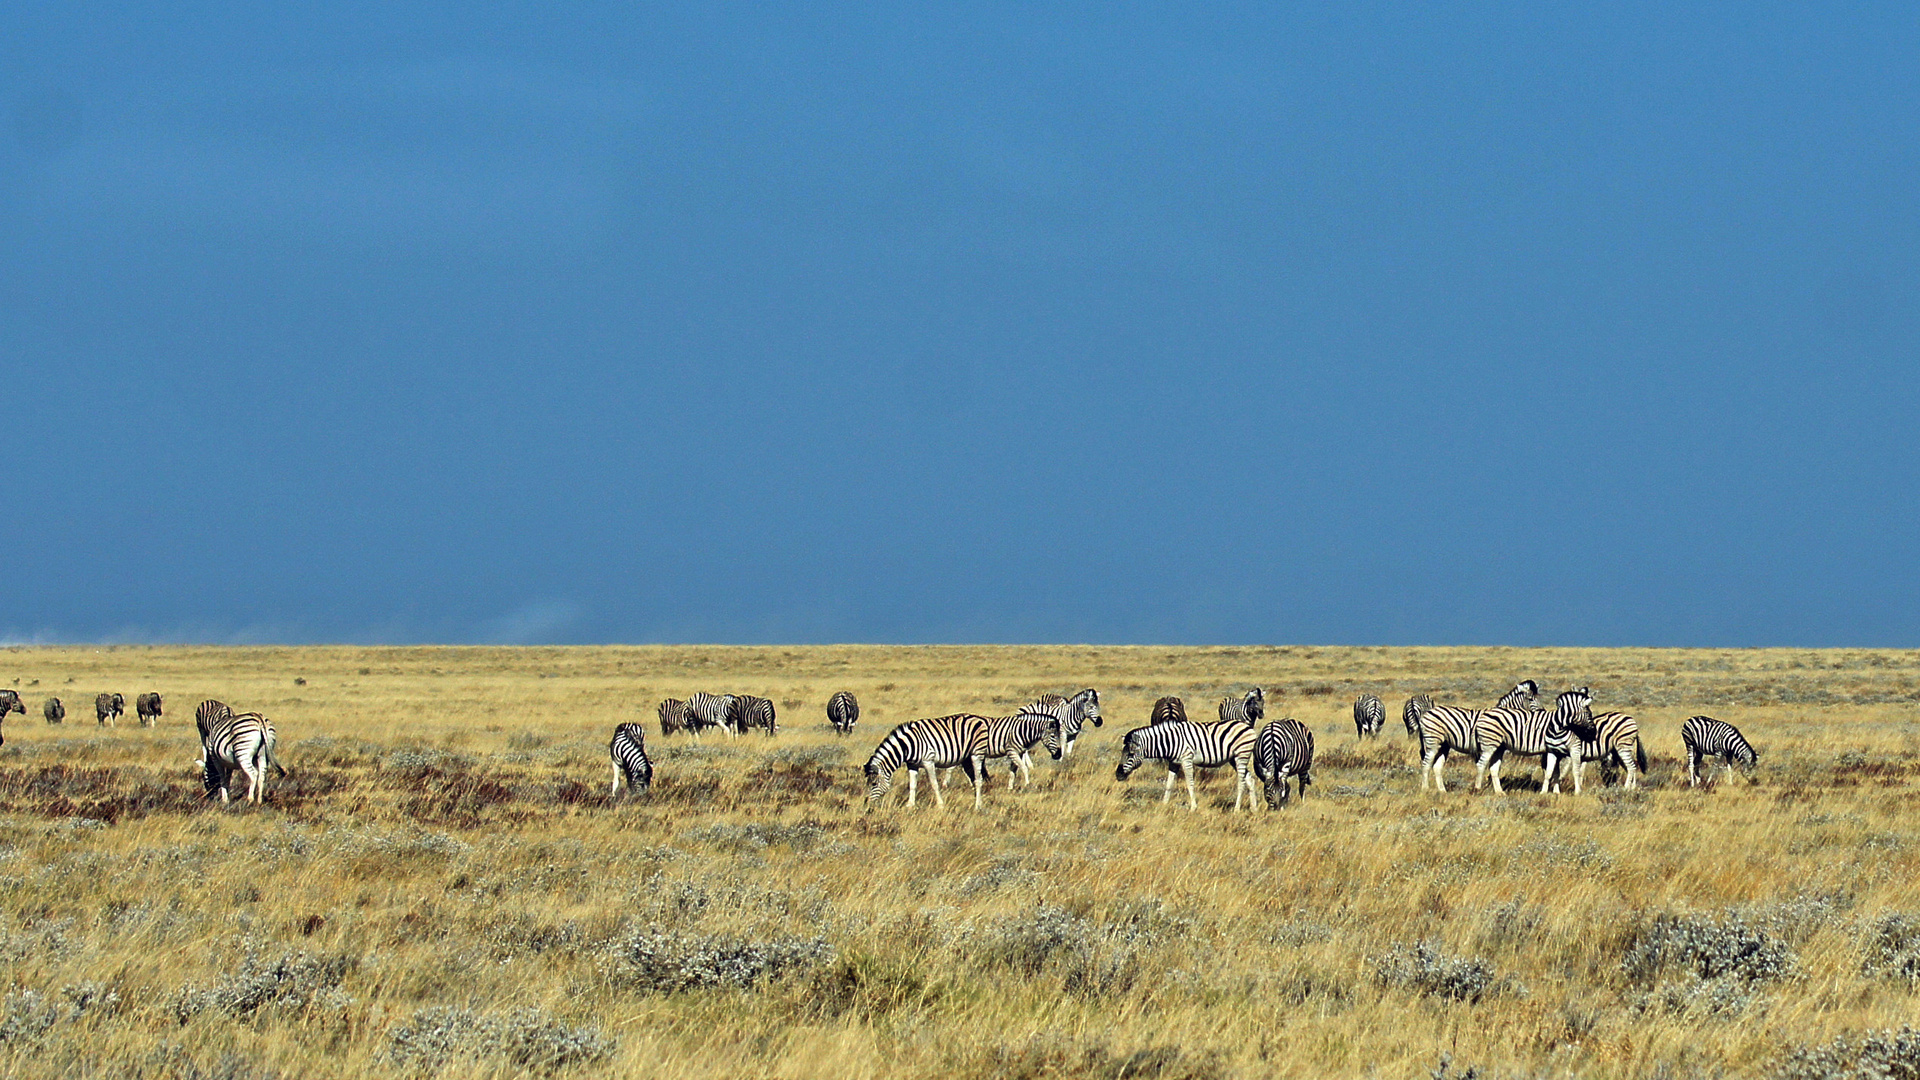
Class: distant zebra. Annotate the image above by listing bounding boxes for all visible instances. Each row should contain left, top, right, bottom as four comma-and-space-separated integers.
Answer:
1114, 718, 1258, 812
1472, 688, 1586, 794
977, 712, 1062, 790
194, 699, 234, 768
863, 715, 991, 810
201, 712, 288, 805
1149, 696, 1188, 725
827, 691, 859, 736
1020, 689, 1102, 756
1254, 718, 1315, 808
1353, 694, 1385, 739
1682, 716, 1758, 788
1497, 680, 1541, 709
683, 693, 736, 739
1556, 701, 1645, 792
0, 690, 21, 718
43, 697, 64, 724
729, 695, 777, 736
95, 692, 125, 726
137, 692, 163, 727
657, 698, 689, 737
1409, 695, 1482, 793
1219, 688, 1265, 726
608, 723, 653, 798
1402, 695, 1426, 739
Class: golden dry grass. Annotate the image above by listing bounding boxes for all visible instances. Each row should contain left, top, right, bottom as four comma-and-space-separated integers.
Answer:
0, 643, 1916, 1079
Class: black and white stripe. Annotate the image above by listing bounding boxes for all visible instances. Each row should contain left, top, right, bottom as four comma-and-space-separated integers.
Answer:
729, 695, 778, 736
1682, 716, 1757, 787
683, 693, 736, 739
1020, 689, 1102, 755
1472, 688, 1584, 794
1114, 718, 1258, 812
657, 698, 689, 737
827, 691, 859, 736
1150, 696, 1188, 725
1558, 702, 1646, 792
1497, 680, 1541, 710
201, 711, 287, 805
608, 723, 653, 798
1219, 688, 1265, 725
43, 697, 64, 724
1353, 694, 1385, 739
195, 699, 234, 768
95, 692, 124, 726
977, 712, 1061, 789
1254, 718, 1315, 808
0, 690, 18, 745
1409, 696, 1483, 793
1402, 695, 1427, 739
863, 715, 991, 810
137, 692, 163, 727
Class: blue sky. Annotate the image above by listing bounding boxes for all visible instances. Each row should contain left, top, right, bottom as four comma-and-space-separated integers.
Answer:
2, 3, 1916, 645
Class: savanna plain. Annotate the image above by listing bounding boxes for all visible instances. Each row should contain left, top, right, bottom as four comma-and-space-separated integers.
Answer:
0, 644, 1916, 1080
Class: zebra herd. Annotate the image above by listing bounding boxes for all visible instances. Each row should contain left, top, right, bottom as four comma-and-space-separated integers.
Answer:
1, 691, 160, 729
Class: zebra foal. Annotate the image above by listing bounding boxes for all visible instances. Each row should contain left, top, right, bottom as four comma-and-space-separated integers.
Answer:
827, 691, 859, 736
608, 723, 653, 798
1682, 716, 1758, 788
863, 715, 991, 810
1254, 718, 1314, 808
1219, 688, 1265, 725
202, 711, 288, 805
1114, 718, 1257, 812
1353, 694, 1385, 739
1020, 689, 1102, 756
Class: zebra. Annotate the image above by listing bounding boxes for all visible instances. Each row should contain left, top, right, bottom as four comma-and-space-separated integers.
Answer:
1150, 696, 1188, 725
863, 715, 991, 810
827, 691, 859, 736
729, 695, 777, 736
0, 690, 21, 719
1497, 680, 1541, 709
1555, 701, 1646, 792
976, 711, 1069, 790
43, 697, 64, 724
608, 723, 653, 798
1019, 689, 1102, 756
1409, 695, 1483, 793
1682, 716, 1758, 788
194, 699, 234, 768
657, 698, 689, 737
1219, 688, 1265, 725
683, 693, 736, 739
1402, 695, 1426, 739
201, 711, 288, 805
1114, 718, 1258, 812
137, 692, 163, 727
95, 692, 125, 726
1254, 718, 1315, 808
1353, 694, 1385, 739
1472, 688, 1586, 794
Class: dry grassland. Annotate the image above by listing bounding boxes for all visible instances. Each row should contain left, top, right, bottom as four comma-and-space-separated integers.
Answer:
0, 644, 1916, 1080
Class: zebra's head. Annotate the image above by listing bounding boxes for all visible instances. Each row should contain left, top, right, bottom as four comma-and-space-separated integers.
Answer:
1243, 688, 1265, 722
1261, 771, 1291, 809
1115, 728, 1147, 781
1736, 741, 1760, 770
1041, 715, 1065, 760
0, 691, 21, 718
1075, 688, 1102, 728
862, 758, 893, 806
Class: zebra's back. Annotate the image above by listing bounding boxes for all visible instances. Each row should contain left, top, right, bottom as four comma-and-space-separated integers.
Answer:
196, 699, 233, 743
827, 691, 859, 734
1149, 696, 1187, 725
731, 695, 777, 735
202, 711, 284, 805
1353, 694, 1385, 738
43, 697, 64, 724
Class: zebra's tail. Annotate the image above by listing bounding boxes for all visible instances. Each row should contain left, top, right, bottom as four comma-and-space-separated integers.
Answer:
266, 739, 290, 779
1636, 740, 1648, 776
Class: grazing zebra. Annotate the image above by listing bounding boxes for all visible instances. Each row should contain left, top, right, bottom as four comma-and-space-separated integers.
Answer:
1254, 718, 1315, 808
827, 691, 859, 736
1409, 695, 1483, 793
1150, 696, 1188, 725
137, 692, 163, 727
1497, 680, 1541, 709
1020, 689, 1102, 756
1114, 719, 1258, 812
1682, 716, 1758, 788
194, 699, 234, 768
608, 723, 653, 798
1402, 695, 1427, 739
95, 692, 125, 726
43, 697, 64, 724
683, 693, 736, 739
201, 711, 287, 805
1555, 701, 1646, 792
1219, 688, 1265, 725
729, 695, 778, 736
863, 715, 991, 810
1353, 694, 1386, 739
657, 698, 689, 737
1472, 688, 1586, 794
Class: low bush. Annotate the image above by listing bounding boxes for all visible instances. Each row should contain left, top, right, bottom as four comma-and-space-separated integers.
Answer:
172, 952, 354, 1024
602, 929, 833, 993
1774, 1026, 1920, 1080
1372, 941, 1516, 1003
385, 1006, 615, 1074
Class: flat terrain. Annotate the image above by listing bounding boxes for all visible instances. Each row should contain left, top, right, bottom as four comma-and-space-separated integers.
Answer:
0, 644, 1916, 1079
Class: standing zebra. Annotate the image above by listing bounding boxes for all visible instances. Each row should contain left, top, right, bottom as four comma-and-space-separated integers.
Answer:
657, 698, 689, 737
1497, 680, 1541, 709
95, 692, 125, 726
201, 711, 287, 805
1150, 696, 1188, 725
43, 697, 64, 724
194, 699, 234, 768
1353, 694, 1386, 739
1472, 688, 1585, 794
1219, 688, 1265, 726
729, 695, 778, 736
1020, 689, 1102, 756
1556, 700, 1645, 792
976, 711, 1070, 790
826, 691, 859, 736
683, 693, 736, 740
137, 692, 163, 727
1409, 695, 1483, 793
863, 715, 991, 810
608, 723, 653, 798
1682, 716, 1758, 788
1254, 718, 1315, 808
1114, 718, 1258, 812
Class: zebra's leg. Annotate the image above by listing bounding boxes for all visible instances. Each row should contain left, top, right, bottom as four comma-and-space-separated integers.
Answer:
1473, 748, 1493, 792
926, 764, 945, 809
1687, 750, 1700, 788
907, 767, 919, 808
610, 762, 623, 801
1017, 752, 1032, 789
1420, 744, 1434, 792
1434, 753, 1448, 794
1162, 767, 1176, 804
971, 755, 984, 810
1623, 746, 1639, 790
1184, 762, 1199, 813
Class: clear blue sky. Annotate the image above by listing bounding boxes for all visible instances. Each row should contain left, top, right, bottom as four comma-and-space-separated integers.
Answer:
3, 3, 1915, 645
